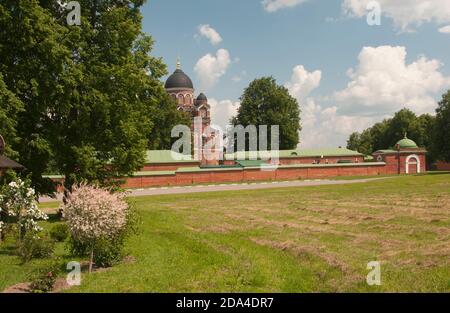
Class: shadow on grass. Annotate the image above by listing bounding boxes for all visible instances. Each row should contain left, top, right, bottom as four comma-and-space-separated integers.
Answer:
423, 171, 450, 176
0, 244, 17, 256
46, 213, 62, 224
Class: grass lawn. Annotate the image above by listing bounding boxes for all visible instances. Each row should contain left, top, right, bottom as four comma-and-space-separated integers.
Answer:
1, 173, 449, 292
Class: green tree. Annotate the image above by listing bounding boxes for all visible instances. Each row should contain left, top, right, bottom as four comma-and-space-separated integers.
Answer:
370, 120, 390, 152
346, 132, 361, 152
49, 1, 169, 192
0, 1, 180, 195
0, 74, 23, 159
384, 109, 422, 147
147, 91, 191, 150
232, 77, 301, 150
418, 113, 437, 166
347, 129, 374, 155
433, 90, 450, 162
0, 0, 71, 193
346, 108, 439, 168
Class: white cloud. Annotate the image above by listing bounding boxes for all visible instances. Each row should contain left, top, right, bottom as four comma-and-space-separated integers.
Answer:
285, 51, 450, 149
299, 99, 378, 148
262, 0, 308, 12
284, 65, 369, 148
342, 0, 450, 31
197, 24, 223, 45
438, 25, 450, 33
194, 49, 231, 90
209, 98, 240, 130
335, 45, 450, 115
285, 65, 322, 102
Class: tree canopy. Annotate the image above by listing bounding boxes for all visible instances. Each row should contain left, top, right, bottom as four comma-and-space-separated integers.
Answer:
232, 77, 301, 150
433, 91, 450, 162
346, 108, 437, 165
0, 0, 185, 195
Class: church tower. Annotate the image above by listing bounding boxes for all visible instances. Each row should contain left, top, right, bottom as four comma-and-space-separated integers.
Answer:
164, 60, 217, 165
164, 59, 212, 133
164, 59, 195, 114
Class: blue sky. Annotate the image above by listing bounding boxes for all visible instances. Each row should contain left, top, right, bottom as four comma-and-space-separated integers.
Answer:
141, 0, 450, 148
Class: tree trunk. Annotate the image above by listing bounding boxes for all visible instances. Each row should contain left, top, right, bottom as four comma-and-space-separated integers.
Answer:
89, 246, 94, 274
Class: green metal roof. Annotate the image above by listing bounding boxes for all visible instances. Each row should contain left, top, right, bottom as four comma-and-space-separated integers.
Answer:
145, 150, 199, 164
224, 148, 362, 160
396, 138, 418, 149
236, 160, 269, 168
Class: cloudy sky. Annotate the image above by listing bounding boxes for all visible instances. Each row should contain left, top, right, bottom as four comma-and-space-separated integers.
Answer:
142, 0, 450, 148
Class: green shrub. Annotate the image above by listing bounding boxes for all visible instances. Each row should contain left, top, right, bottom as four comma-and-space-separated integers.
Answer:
49, 224, 69, 242
28, 259, 61, 293
67, 236, 90, 257
17, 234, 55, 263
92, 238, 124, 268
68, 236, 124, 268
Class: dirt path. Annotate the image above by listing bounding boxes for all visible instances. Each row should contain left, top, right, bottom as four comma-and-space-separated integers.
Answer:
39, 177, 392, 203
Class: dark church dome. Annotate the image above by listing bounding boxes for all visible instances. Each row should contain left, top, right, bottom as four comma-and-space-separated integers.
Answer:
197, 93, 207, 101
165, 69, 194, 89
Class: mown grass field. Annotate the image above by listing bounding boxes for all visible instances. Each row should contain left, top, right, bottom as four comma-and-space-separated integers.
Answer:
1, 173, 449, 292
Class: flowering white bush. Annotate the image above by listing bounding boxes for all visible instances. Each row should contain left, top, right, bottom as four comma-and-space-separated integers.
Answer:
61, 184, 129, 272
0, 179, 48, 237
62, 184, 128, 242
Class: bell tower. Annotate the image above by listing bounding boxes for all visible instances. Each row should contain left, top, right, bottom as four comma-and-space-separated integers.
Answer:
164, 59, 195, 113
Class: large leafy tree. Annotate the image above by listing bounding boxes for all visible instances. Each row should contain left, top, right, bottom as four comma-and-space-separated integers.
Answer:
232, 77, 301, 150
347, 129, 373, 156
384, 109, 423, 147
433, 91, 450, 162
346, 108, 438, 166
0, 0, 72, 193
369, 120, 390, 152
0, 0, 183, 194
147, 91, 191, 150
0, 74, 23, 159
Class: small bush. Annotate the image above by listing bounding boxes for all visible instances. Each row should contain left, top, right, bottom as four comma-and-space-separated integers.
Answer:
28, 260, 61, 293
67, 236, 125, 268
67, 236, 91, 257
62, 184, 135, 271
93, 238, 124, 268
49, 224, 69, 242
17, 234, 55, 263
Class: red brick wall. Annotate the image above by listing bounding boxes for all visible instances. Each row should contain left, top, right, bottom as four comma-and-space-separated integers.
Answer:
119, 163, 388, 189
49, 162, 404, 191
435, 161, 450, 171
210, 171, 244, 182
243, 169, 276, 181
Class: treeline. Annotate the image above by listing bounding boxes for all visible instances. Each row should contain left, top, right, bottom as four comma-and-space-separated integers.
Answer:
0, 1, 188, 195
347, 90, 450, 166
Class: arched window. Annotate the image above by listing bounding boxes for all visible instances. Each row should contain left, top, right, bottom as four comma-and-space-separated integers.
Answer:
185, 94, 191, 105
178, 94, 184, 105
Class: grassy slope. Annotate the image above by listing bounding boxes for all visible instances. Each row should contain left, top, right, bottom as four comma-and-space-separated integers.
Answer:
1, 173, 449, 292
